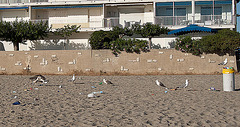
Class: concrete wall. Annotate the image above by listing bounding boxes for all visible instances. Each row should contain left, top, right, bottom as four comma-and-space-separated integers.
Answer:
1, 10, 29, 22
0, 49, 236, 75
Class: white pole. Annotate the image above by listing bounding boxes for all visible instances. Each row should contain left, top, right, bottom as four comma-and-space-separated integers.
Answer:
213, 0, 215, 21
173, 2, 175, 25
232, 0, 236, 25
103, 4, 105, 28
29, 6, 32, 20
192, 0, 195, 24
153, 2, 156, 24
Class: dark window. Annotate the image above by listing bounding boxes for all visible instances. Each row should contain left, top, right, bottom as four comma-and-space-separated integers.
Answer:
201, 6, 222, 15
175, 8, 186, 16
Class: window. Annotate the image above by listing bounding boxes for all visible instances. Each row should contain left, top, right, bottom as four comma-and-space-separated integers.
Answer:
201, 7, 222, 15
174, 8, 186, 16
201, 7, 212, 15
165, 8, 173, 16
214, 7, 222, 15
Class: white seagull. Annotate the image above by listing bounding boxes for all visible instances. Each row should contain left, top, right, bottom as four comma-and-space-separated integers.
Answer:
30, 75, 48, 84
103, 79, 113, 84
218, 58, 227, 65
177, 79, 189, 88
69, 74, 76, 82
155, 80, 166, 87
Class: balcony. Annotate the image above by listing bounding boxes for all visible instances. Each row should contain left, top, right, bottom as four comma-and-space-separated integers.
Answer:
155, 15, 232, 27
104, 17, 119, 28
196, 15, 232, 26
30, 19, 48, 24
155, 16, 189, 26
30, 18, 106, 31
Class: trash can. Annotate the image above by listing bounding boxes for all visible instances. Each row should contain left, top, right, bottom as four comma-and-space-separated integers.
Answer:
222, 67, 235, 91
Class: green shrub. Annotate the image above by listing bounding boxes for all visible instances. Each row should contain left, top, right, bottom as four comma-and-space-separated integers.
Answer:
174, 36, 202, 56
174, 29, 240, 56
89, 30, 112, 49
199, 29, 240, 55
110, 38, 148, 55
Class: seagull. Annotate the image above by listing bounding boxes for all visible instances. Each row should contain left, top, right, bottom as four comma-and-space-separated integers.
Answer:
176, 79, 189, 88
30, 75, 48, 83
68, 74, 76, 82
87, 93, 96, 98
155, 80, 166, 87
218, 58, 227, 65
103, 79, 113, 84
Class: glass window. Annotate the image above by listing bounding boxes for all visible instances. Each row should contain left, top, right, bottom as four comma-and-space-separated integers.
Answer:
201, 7, 222, 15
165, 8, 173, 16
201, 7, 212, 15
214, 7, 222, 15
156, 7, 173, 16
174, 8, 186, 16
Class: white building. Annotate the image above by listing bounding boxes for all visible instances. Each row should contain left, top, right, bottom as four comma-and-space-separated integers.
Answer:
0, 0, 237, 50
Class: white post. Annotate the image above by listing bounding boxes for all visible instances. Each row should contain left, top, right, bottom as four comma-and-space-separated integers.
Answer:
153, 2, 156, 24
103, 4, 105, 28
192, 0, 195, 24
28, 6, 32, 20
232, 0, 236, 26
173, 2, 175, 25
213, 0, 215, 18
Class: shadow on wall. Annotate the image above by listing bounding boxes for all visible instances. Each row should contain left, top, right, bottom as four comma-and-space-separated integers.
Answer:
152, 44, 161, 49
29, 39, 88, 50
0, 42, 5, 51
151, 41, 176, 49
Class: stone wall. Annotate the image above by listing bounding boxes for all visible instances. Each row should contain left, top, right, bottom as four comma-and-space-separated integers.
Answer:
0, 49, 237, 75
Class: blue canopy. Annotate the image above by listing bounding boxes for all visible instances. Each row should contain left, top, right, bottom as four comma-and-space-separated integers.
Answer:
168, 24, 216, 35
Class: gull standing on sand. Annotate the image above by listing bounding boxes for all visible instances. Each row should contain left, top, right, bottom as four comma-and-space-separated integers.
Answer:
103, 79, 113, 84
30, 75, 48, 83
176, 79, 189, 88
69, 74, 76, 82
155, 80, 166, 87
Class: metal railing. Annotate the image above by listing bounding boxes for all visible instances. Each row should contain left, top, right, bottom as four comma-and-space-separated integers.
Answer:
25, 15, 234, 30
155, 15, 232, 26
30, 19, 48, 23
104, 17, 120, 28
198, 15, 232, 25
30, 0, 48, 2
155, 16, 189, 26
0, 0, 48, 4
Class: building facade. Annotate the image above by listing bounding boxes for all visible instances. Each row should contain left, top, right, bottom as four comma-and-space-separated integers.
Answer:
0, 0, 236, 51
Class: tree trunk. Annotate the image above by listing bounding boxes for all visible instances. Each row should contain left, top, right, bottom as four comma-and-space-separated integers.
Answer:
148, 38, 152, 49
66, 36, 69, 50
13, 42, 19, 51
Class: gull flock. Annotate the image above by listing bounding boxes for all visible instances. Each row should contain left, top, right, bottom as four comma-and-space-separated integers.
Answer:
28, 73, 191, 99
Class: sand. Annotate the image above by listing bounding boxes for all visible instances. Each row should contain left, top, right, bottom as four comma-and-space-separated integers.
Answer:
1, 74, 240, 126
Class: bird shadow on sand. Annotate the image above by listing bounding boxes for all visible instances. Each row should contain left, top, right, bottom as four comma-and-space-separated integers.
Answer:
42, 85, 61, 86
73, 82, 85, 84
234, 89, 240, 91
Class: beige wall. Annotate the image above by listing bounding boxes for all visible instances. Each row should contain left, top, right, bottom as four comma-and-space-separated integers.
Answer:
1, 9, 29, 21
0, 49, 236, 75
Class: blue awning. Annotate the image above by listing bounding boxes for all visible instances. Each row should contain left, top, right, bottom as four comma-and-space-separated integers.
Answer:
0, 7, 28, 10
156, 2, 173, 6
168, 24, 217, 35
195, 1, 213, 5
215, 0, 232, 5
174, 2, 191, 6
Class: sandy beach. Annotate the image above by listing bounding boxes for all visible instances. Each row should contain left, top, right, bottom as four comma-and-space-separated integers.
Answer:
1, 74, 240, 126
